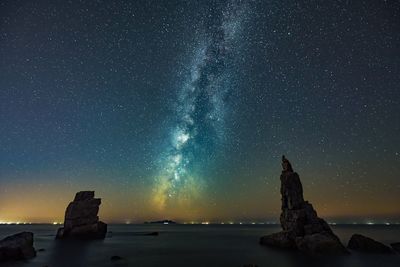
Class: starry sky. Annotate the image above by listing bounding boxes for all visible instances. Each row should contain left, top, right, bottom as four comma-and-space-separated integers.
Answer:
0, 0, 399, 224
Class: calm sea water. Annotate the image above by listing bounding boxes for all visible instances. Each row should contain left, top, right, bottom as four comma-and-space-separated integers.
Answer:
1, 224, 399, 267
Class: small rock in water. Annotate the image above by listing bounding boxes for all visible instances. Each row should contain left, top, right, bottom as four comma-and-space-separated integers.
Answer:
348, 234, 393, 253
111, 255, 123, 261
145, 232, 159, 236
0, 232, 36, 262
37, 248, 46, 252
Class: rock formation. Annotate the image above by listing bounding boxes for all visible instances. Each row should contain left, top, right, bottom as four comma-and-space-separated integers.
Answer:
260, 156, 348, 254
56, 191, 107, 239
0, 232, 36, 262
348, 234, 393, 253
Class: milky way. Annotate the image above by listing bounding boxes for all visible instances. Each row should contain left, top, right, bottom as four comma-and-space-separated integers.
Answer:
152, 1, 249, 209
1, 0, 399, 223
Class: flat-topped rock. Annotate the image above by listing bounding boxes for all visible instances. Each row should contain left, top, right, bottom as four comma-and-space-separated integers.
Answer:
56, 191, 107, 239
260, 156, 347, 255
74, 191, 95, 201
0, 232, 36, 262
348, 234, 393, 253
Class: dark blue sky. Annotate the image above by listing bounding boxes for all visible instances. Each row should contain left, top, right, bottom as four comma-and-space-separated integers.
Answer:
0, 0, 399, 223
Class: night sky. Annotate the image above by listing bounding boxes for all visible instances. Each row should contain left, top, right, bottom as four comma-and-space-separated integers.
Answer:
1, 0, 399, 224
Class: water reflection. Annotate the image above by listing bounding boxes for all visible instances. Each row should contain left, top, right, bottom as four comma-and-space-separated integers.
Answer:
48, 239, 92, 267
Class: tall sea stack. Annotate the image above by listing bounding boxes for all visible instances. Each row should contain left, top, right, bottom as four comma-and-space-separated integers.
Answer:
56, 191, 107, 239
260, 156, 347, 254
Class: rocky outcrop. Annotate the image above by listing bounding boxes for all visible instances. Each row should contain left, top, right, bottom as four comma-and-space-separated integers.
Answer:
0, 232, 36, 262
348, 234, 393, 253
56, 191, 107, 239
259, 231, 296, 249
260, 156, 347, 254
391, 242, 400, 253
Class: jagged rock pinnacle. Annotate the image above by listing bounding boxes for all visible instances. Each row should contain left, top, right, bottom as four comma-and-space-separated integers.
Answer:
281, 155, 293, 173
260, 157, 348, 254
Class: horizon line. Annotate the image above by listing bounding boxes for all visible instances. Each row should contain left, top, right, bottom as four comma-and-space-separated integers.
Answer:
1, 221, 399, 226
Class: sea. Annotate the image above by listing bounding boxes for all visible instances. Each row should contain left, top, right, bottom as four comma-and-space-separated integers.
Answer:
0, 224, 399, 267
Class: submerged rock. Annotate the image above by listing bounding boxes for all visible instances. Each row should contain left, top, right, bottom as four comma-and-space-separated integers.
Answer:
0, 232, 36, 262
56, 191, 107, 239
260, 156, 347, 255
145, 232, 159, 236
348, 234, 392, 253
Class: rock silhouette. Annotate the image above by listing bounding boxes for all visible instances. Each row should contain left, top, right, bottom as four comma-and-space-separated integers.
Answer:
56, 191, 107, 239
348, 234, 393, 253
0, 232, 36, 262
260, 156, 348, 254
